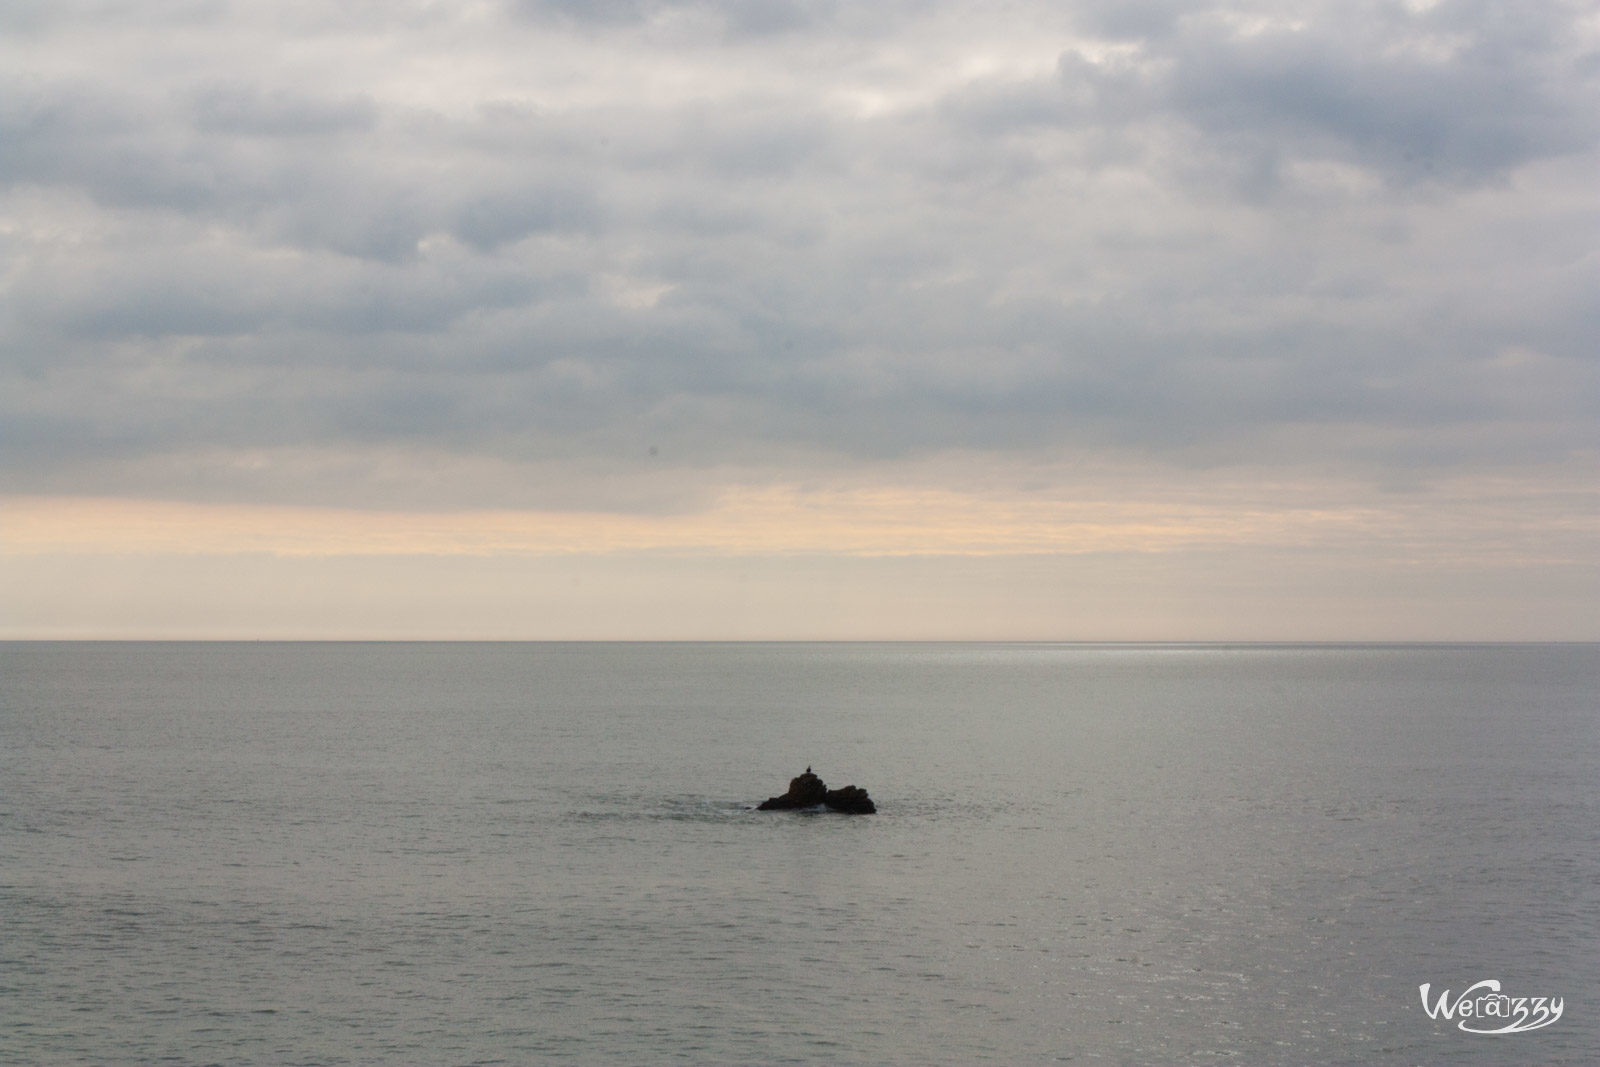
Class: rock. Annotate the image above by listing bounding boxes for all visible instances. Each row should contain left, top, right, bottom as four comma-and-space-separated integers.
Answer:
757, 768, 874, 813
757, 768, 827, 810
823, 785, 876, 814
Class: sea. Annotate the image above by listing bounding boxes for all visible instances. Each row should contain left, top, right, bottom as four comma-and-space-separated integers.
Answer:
2, 641, 1596, 1065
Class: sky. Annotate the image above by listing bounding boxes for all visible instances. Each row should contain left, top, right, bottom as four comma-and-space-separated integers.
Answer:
2, 0, 1597, 639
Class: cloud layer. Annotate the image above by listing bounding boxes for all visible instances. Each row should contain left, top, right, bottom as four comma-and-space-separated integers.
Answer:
3, 0, 1598, 512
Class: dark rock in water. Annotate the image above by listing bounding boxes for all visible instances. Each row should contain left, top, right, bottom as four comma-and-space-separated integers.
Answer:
822, 785, 876, 814
757, 768, 827, 810
758, 769, 874, 814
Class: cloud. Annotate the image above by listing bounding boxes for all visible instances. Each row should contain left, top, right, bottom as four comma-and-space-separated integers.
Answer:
1158, 5, 1600, 189
945, 1, 1600, 191
190, 84, 379, 138
0, 0, 1596, 516
452, 187, 601, 250
510, 0, 845, 38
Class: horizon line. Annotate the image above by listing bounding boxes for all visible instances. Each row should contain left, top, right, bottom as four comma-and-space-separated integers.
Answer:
4, 638, 1595, 646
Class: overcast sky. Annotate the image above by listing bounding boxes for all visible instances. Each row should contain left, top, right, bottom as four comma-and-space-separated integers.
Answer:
2, 0, 1597, 638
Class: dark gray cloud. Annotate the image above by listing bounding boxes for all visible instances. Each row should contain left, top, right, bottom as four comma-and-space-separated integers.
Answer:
1160, 10, 1599, 187
452, 187, 601, 250
191, 84, 379, 138
1, 0, 1596, 509
945, 0, 1600, 191
511, 0, 845, 37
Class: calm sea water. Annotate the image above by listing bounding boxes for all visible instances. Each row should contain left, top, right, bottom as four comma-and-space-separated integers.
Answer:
2, 642, 1596, 1064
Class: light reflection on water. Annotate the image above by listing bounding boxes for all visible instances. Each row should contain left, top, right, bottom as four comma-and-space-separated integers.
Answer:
2, 642, 1596, 1064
